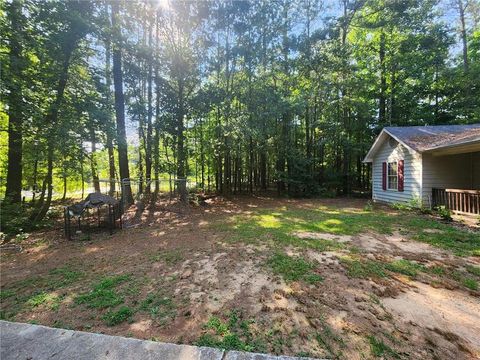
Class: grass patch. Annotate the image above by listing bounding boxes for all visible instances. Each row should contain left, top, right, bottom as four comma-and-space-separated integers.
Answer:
341, 257, 426, 279
368, 335, 399, 358
218, 206, 479, 257
48, 266, 83, 288
267, 253, 322, 283
195, 310, 265, 352
26, 292, 61, 310
385, 259, 424, 277
150, 249, 184, 265
316, 322, 345, 358
466, 265, 480, 277
140, 292, 176, 325
427, 265, 446, 276
0, 289, 16, 300
75, 274, 130, 309
406, 218, 480, 256
340, 257, 387, 279
102, 306, 134, 326
461, 278, 478, 290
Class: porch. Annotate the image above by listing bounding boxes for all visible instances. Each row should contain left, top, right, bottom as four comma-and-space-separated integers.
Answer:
424, 149, 480, 215
432, 188, 480, 215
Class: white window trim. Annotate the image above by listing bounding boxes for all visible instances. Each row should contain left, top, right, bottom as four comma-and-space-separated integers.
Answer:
387, 161, 398, 191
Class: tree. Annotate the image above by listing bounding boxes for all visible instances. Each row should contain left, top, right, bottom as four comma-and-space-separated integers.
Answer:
4, 0, 25, 203
111, 0, 133, 204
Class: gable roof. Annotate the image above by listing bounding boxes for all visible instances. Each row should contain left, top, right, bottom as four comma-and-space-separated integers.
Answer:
363, 124, 480, 162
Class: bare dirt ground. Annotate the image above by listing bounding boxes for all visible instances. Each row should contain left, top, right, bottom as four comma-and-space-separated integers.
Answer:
1, 196, 479, 359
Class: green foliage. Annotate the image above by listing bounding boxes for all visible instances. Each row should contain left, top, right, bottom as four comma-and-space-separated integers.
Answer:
385, 260, 424, 277
466, 265, 480, 277
0, 202, 36, 235
0, 289, 15, 300
436, 206, 452, 221
367, 335, 399, 358
102, 306, 134, 326
462, 278, 478, 291
340, 257, 387, 279
391, 197, 427, 213
149, 249, 184, 265
139, 292, 176, 325
342, 257, 425, 279
195, 311, 265, 353
26, 292, 53, 307
427, 265, 446, 276
48, 266, 83, 288
267, 253, 323, 284
75, 275, 130, 309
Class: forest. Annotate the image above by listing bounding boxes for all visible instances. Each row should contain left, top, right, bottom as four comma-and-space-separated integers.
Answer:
1, 0, 479, 232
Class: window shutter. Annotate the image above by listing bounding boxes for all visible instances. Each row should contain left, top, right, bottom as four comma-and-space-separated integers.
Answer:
382, 162, 387, 190
398, 159, 404, 192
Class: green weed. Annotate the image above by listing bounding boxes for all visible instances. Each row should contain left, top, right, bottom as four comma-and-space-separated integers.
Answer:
102, 306, 134, 326
26, 292, 52, 307
385, 259, 424, 277
466, 265, 480, 277
427, 265, 446, 276
340, 257, 387, 279
140, 292, 176, 325
195, 311, 265, 353
315, 316, 345, 358
75, 274, 130, 309
0, 289, 15, 300
26, 292, 61, 310
462, 278, 478, 290
48, 266, 83, 288
267, 253, 322, 283
150, 249, 184, 265
368, 335, 399, 358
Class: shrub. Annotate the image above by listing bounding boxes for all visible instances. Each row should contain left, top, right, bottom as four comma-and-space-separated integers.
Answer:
436, 206, 452, 221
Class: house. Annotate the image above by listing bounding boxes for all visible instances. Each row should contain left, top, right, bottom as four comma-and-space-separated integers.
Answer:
363, 124, 480, 214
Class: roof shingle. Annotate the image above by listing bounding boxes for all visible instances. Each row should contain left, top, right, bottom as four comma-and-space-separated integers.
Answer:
385, 124, 480, 152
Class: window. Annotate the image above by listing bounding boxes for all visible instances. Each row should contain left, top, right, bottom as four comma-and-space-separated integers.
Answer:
387, 162, 398, 190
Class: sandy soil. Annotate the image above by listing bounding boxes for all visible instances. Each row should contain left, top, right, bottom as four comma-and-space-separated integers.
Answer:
1, 196, 479, 359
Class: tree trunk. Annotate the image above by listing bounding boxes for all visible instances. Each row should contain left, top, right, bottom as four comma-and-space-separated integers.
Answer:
5, 0, 24, 204
153, 123, 160, 195
111, 1, 133, 204
153, 12, 161, 196
176, 81, 187, 203
379, 31, 386, 124
80, 146, 85, 199
457, 0, 469, 72
145, 22, 153, 194
90, 126, 101, 193
104, 22, 116, 196
33, 145, 53, 222
32, 155, 38, 204
62, 165, 67, 201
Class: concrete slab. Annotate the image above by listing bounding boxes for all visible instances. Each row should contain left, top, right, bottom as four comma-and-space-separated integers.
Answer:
0, 321, 224, 360
0, 321, 321, 360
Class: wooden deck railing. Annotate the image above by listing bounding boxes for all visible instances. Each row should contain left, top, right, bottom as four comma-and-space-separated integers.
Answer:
432, 188, 480, 215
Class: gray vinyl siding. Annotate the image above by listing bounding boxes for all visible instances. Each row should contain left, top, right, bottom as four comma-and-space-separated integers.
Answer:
372, 138, 422, 205
474, 152, 480, 188
422, 151, 480, 206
